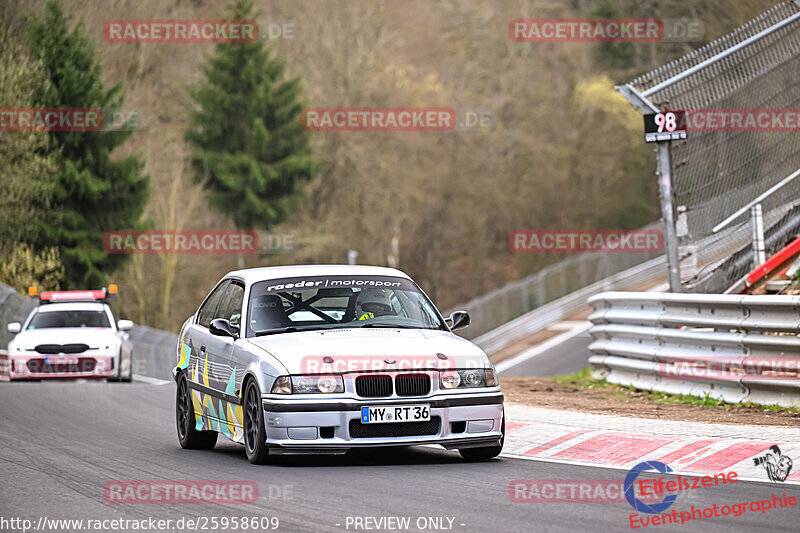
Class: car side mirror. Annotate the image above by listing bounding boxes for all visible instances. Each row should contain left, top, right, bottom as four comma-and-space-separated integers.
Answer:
7, 322, 21, 334
117, 319, 134, 331
447, 311, 470, 331
210, 318, 237, 338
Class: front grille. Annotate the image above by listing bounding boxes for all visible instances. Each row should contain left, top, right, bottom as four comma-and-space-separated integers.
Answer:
349, 416, 441, 438
35, 344, 89, 355
395, 373, 431, 396
355, 374, 392, 397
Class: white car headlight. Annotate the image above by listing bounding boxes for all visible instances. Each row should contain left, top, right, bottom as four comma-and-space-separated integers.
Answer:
440, 368, 497, 389
271, 375, 344, 394
440, 371, 461, 389
271, 376, 291, 394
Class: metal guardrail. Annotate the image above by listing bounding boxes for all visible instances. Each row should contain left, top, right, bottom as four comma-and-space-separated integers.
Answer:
588, 292, 800, 407
472, 255, 666, 354
449, 223, 665, 341
0, 284, 35, 350
127, 325, 178, 381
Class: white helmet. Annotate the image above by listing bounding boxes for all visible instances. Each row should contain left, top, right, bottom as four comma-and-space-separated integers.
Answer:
356, 288, 394, 317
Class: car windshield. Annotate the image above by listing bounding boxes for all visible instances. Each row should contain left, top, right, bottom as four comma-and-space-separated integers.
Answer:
246, 275, 446, 337
27, 310, 111, 329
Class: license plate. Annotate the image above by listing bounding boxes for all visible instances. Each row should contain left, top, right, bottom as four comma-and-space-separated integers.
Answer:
360, 404, 430, 424
45, 357, 78, 365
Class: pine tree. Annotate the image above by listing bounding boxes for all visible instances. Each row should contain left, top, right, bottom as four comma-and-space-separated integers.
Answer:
25, 0, 149, 288
0, 9, 63, 291
0, 18, 55, 252
590, 0, 638, 70
186, 0, 316, 230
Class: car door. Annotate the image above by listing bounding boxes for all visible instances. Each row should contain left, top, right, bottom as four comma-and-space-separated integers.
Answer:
208, 279, 244, 399
204, 279, 245, 438
185, 280, 229, 395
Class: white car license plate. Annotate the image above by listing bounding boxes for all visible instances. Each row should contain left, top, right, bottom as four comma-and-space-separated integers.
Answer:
361, 404, 430, 424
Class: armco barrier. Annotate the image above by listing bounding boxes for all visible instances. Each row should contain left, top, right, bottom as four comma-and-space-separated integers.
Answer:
0, 284, 36, 349
471, 256, 666, 355
466, 219, 751, 355
588, 292, 800, 407
127, 325, 178, 381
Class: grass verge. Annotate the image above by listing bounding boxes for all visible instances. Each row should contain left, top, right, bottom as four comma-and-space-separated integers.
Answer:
553, 367, 799, 413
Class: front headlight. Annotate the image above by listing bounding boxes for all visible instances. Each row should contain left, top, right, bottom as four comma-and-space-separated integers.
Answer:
271, 375, 344, 394
440, 368, 497, 389
271, 376, 292, 394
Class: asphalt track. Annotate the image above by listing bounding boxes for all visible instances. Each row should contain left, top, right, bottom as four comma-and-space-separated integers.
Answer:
498, 328, 595, 377
1, 383, 798, 533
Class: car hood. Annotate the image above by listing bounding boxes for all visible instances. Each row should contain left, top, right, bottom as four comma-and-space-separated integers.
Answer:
246, 328, 488, 374
9, 328, 119, 350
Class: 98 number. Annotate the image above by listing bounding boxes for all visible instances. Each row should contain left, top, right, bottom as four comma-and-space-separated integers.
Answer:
654, 112, 677, 133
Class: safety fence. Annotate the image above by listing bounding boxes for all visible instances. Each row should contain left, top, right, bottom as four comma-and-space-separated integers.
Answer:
450, 223, 664, 342
588, 291, 800, 407
620, 1, 800, 293
472, 255, 665, 355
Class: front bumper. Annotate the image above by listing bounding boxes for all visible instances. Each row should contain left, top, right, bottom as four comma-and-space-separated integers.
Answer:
261, 392, 504, 454
0, 353, 114, 381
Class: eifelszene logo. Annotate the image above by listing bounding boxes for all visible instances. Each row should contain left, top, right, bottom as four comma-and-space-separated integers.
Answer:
754, 445, 793, 482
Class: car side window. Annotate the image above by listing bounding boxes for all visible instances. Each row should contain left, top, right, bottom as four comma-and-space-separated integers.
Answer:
197, 281, 229, 328
216, 282, 245, 329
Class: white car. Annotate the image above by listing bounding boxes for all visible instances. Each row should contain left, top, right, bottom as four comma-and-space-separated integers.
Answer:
4, 288, 134, 381
174, 265, 504, 463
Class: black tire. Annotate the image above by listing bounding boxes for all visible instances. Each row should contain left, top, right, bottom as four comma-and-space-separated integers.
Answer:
243, 379, 270, 464
108, 355, 132, 382
176, 375, 217, 449
459, 416, 504, 461
120, 350, 133, 382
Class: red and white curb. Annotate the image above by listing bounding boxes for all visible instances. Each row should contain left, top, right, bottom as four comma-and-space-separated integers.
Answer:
503, 403, 800, 485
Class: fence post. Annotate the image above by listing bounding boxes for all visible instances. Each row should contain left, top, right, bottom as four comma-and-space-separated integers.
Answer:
537, 273, 546, 307
751, 203, 766, 266
656, 141, 683, 292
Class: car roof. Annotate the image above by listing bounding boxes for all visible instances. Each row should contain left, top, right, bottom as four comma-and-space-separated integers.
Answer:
224, 264, 412, 285
36, 302, 107, 312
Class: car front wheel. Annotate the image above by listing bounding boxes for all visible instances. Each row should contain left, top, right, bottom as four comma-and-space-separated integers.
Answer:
120, 349, 133, 382
243, 379, 270, 464
176, 375, 217, 449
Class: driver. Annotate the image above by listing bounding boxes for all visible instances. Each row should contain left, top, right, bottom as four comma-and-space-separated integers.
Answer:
356, 288, 395, 320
